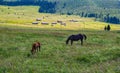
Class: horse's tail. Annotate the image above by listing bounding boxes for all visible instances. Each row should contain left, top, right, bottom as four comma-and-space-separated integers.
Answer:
82, 34, 87, 40
66, 36, 71, 45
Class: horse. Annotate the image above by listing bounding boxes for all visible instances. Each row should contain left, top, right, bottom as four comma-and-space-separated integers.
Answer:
66, 34, 87, 45
31, 42, 41, 55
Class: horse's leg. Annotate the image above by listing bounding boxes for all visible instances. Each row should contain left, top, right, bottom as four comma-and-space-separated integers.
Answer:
71, 40, 73, 45
81, 39, 83, 45
38, 46, 41, 51
35, 48, 38, 52
31, 49, 34, 55
37, 47, 39, 52
33, 50, 35, 54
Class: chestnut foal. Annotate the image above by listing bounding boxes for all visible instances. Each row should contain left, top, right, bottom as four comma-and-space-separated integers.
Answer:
31, 42, 41, 55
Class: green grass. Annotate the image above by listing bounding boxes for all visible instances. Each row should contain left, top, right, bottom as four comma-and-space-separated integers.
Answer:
0, 26, 120, 73
0, 5, 120, 73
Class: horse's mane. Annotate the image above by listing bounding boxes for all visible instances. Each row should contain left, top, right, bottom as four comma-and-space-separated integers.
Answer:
82, 34, 87, 40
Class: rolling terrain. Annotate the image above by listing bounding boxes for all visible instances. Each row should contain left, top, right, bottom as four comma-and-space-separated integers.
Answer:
0, 5, 120, 30
1, 0, 120, 24
0, 5, 120, 73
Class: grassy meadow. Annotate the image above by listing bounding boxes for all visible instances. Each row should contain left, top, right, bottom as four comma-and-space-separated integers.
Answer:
0, 5, 120, 73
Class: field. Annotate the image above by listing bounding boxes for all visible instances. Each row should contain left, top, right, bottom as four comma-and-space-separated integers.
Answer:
0, 5, 120, 73
0, 5, 120, 30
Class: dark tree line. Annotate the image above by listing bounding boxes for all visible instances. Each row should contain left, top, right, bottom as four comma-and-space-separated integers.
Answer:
103, 15, 119, 24
0, 0, 37, 6
79, 12, 120, 24
0, 0, 56, 13
38, 1, 56, 13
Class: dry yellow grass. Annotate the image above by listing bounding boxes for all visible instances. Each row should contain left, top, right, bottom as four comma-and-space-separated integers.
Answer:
0, 5, 120, 30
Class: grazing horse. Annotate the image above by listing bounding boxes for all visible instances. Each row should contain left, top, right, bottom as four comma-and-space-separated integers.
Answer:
31, 42, 41, 55
66, 34, 87, 45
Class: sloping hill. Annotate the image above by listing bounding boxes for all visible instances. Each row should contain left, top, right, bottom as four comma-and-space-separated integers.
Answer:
0, 5, 120, 30
1, 0, 120, 24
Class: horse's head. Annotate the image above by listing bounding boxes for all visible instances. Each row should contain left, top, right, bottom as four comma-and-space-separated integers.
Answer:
66, 40, 69, 45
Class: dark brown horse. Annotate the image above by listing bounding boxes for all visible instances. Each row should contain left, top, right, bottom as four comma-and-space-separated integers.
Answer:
31, 42, 41, 55
66, 33, 87, 45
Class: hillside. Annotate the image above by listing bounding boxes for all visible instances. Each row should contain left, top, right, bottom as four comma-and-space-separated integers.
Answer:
1, 0, 120, 24
0, 5, 120, 30
0, 5, 120, 73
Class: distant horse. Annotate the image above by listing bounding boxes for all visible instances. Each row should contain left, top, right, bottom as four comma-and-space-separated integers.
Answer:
31, 42, 41, 55
66, 34, 87, 45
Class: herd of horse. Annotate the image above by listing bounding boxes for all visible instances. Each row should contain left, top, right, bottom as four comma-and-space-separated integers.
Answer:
31, 33, 87, 55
